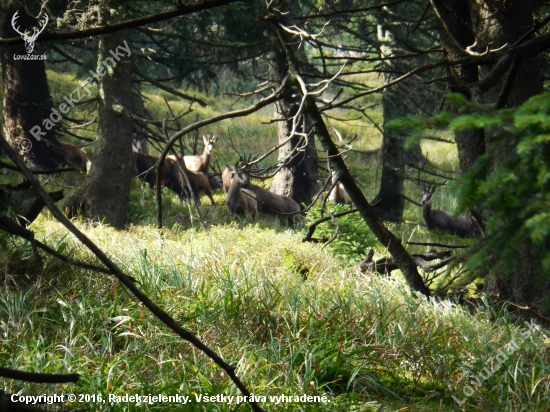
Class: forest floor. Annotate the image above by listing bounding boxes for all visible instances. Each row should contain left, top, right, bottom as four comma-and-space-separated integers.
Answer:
0, 72, 549, 411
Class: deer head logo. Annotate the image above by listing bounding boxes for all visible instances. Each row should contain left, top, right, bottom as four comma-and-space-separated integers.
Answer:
11, 11, 49, 54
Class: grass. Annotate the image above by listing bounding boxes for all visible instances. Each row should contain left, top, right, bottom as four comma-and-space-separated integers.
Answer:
1, 219, 549, 411
2, 70, 548, 412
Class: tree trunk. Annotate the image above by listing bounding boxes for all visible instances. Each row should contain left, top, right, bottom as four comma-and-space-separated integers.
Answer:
434, 0, 549, 314
268, 49, 318, 206
63, 26, 135, 227
472, 0, 547, 315
0, 8, 65, 169
371, 14, 436, 222
267, 2, 319, 207
430, 0, 486, 172
372, 86, 407, 222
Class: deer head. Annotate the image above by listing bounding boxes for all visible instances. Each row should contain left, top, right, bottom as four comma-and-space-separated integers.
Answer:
421, 184, 436, 207
12, 11, 49, 54
202, 135, 218, 155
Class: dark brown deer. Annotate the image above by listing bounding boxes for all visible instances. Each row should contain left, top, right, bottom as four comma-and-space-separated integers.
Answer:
133, 151, 186, 198
222, 165, 235, 193
184, 135, 218, 174
168, 154, 215, 205
328, 170, 352, 205
421, 185, 475, 238
225, 170, 258, 218
59, 142, 87, 173
230, 169, 301, 223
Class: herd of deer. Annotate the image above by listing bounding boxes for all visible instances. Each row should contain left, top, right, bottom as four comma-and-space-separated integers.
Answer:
60, 136, 476, 237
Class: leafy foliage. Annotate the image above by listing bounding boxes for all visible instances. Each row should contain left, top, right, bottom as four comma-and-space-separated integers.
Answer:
304, 203, 378, 264
390, 93, 550, 286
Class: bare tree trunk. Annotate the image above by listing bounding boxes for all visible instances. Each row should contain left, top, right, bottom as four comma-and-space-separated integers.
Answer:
0, 8, 65, 169
433, 0, 549, 314
268, 2, 318, 207
64, 22, 134, 227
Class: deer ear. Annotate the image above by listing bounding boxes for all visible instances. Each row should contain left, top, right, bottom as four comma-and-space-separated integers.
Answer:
203, 135, 209, 145
213, 135, 218, 143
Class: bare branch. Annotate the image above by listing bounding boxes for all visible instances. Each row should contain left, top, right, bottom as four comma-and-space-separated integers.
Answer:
0, 135, 266, 412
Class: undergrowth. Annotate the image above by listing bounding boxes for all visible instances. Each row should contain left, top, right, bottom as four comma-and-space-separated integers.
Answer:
0, 219, 548, 412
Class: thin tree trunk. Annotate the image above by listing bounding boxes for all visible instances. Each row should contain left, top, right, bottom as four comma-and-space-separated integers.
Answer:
372, 86, 407, 222
64, 21, 134, 227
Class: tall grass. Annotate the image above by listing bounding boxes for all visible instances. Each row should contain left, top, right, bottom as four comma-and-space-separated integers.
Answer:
1, 220, 548, 411
2, 69, 545, 412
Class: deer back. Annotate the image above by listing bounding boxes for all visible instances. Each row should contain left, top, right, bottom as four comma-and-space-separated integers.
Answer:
421, 185, 475, 238
60, 142, 87, 173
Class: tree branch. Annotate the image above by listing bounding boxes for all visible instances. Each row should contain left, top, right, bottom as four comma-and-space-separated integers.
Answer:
0, 0, 241, 46
0, 135, 266, 412
0, 367, 79, 383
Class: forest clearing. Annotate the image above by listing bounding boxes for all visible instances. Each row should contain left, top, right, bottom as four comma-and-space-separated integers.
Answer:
0, 1, 549, 411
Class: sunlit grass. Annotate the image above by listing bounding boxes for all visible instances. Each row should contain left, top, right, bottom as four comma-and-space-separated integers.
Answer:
1, 218, 548, 411
3, 68, 544, 412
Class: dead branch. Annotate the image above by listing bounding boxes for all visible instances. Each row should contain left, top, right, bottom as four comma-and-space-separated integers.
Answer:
0, 160, 76, 174
302, 207, 358, 243
407, 241, 471, 249
0, 367, 79, 383
136, 70, 206, 107
359, 249, 453, 275
0, 0, 242, 46
489, 293, 550, 327
0, 135, 266, 412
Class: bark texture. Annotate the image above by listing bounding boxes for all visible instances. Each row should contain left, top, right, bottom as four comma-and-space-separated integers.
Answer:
64, 28, 134, 227
0, 8, 65, 169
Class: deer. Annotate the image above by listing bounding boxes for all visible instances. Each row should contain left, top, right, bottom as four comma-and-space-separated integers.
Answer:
222, 165, 235, 193
184, 135, 218, 174
133, 150, 186, 198
229, 168, 302, 223
225, 169, 258, 218
328, 170, 352, 205
421, 185, 476, 238
59, 141, 87, 173
168, 154, 215, 205
12, 11, 48, 54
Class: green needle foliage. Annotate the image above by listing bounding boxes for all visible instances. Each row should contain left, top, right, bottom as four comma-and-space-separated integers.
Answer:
390, 92, 550, 289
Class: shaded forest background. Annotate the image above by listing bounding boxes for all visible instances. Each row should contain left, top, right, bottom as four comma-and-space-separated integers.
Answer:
0, 0, 549, 411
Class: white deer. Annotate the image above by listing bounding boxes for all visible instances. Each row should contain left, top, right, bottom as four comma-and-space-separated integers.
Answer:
11, 11, 49, 54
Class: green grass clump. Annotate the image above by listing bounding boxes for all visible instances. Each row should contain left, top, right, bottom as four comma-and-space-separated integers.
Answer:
1, 217, 548, 412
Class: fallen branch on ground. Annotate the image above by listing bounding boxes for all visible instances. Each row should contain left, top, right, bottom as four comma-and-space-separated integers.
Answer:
359, 249, 453, 275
